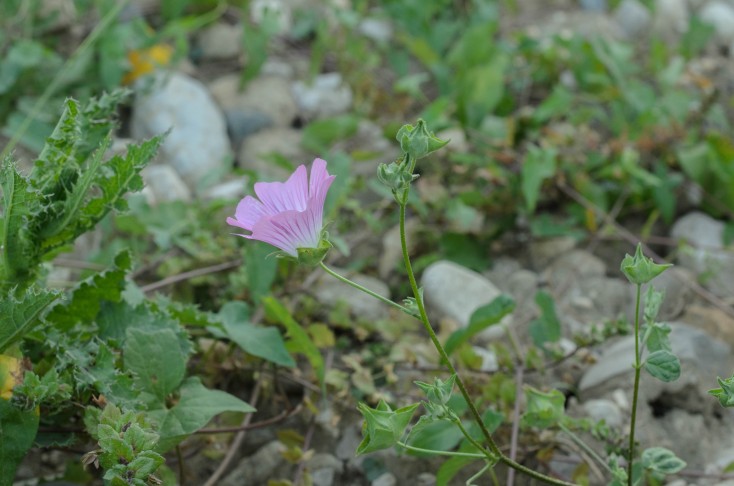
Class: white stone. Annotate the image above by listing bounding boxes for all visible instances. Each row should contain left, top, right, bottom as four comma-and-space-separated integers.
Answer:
131, 72, 232, 192
291, 73, 353, 119
250, 0, 292, 33
372, 472, 397, 486
209, 74, 298, 128
421, 260, 513, 341
582, 398, 623, 428
652, 0, 689, 38
671, 211, 734, 297
472, 346, 499, 372
197, 23, 242, 60
238, 127, 308, 179
614, 0, 652, 38
435, 127, 469, 153
142, 165, 192, 203
700, 1, 734, 45
202, 177, 249, 201
358, 18, 393, 43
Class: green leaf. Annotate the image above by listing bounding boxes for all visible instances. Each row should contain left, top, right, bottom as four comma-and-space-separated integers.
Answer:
47, 250, 131, 332
124, 327, 187, 404
0, 400, 40, 483
528, 291, 561, 347
643, 286, 664, 325
521, 386, 565, 428
0, 157, 41, 286
521, 146, 557, 213
217, 302, 294, 367
709, 374, 734, 407
641, 447, 686, 475
154, 377, 255, 452
244, 241, 278, 302
405, 417, 463, 456
644, 322, 672, 354
444, 295, 515, 356
0, 286, 60, 352
263, 297, 324, 388
356, 400, 419, 455
644, 350, 681, 383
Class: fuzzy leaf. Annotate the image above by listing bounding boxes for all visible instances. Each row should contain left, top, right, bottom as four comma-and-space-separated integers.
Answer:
641, 447, 686, 475
0, 286, 60, 353
644, 350, 681, 382
218, 302, 294, 367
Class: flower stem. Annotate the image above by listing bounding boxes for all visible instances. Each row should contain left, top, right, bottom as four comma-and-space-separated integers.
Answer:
558, 422, 613, 476
319, 262, 411, 315
396, 442, 486, 459
398, 203, 575, 486
628, 283, 643, 486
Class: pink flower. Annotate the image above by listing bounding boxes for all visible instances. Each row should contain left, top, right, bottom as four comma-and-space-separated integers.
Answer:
227, 158, 335, 257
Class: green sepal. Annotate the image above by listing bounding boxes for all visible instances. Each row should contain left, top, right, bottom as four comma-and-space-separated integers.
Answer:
709, 374, 734, 407
295, 231, 332, 266
620, 244, 672, 285
395, 119, 449, 160
520, 386, 565, 428
356, 400, 419, 455
414, 375, 456, 407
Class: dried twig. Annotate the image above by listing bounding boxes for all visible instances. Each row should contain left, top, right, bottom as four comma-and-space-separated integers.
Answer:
140, 259, 241, 293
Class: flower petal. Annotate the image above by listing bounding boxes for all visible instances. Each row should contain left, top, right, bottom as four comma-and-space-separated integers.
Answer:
230, 195, 268, 231
250, 208, 321, 257
254, 164, 309, 214
309, 158, 330, 198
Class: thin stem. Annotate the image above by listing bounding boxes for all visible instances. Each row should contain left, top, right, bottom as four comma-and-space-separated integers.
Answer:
489, 467, 501, 486
628, 284, 643, 486
558, 422, 613, 475
454, 418, 498, 463
397, 442, 486, 459
319, 262, 412, 315
468, 462, 491, 486
398, 203, 575, 486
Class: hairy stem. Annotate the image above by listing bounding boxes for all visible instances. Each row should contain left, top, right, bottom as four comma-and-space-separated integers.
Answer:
398, 203, 575, 486
397, 442, 486, 459
319, 262, 411, 315
628, 284, 643, 486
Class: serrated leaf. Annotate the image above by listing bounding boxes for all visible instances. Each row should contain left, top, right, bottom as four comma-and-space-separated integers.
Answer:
124, 327, 187, 404
218, 302, 294, 367
641, 447, 686, 475
644, 350, 681, 382
444, 295, 515, 356
0, 286, 60, 352
154, 377, 255, 452
47, 250, 131, 332
0, 399, 39, 483
264, 297, 324, 388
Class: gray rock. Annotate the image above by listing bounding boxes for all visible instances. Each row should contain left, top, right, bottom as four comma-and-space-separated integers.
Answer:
421, 260, 513, 341
221, 440, 289, 486
237, 127, 306, 179
209, 74, 298, 129
371, 472, 397, 486
336, 422, 363, 461
131, 72, 231, 192
652, 0, 689, 39
580, 0, 607, 11
435, 127, 469, 153
529, 237, 577, 270
629, 267, 694, 323
582, 399, 623, 428
700, 1, 734, 47
314, 268, 391, 322
358, 18, 393, 43
224, 109, 273, 148
671, 211, 734, 297
543, 249, 606, 290
141, 165, 192, 203
308, 453, 343, 486
615, 0, 652, 38
197, 22, 242, 60
250, 0, 292, 33
202, 177, 248, 201
579, 322, 731, 393
416, 473, 437, 486
471, 346, 499, 372
291, 73, 353, 119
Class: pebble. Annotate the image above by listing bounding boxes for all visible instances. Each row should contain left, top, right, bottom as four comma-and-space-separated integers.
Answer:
237, 127, 306, 179
582, 398, 623, 428
529, 236, 576, 270
671, 211, 734, 297
652, 0, 689, 39
358, 18, 393, 43
614, 0, 652, 39
250, 0, 292, 33
421, 260, 514, 341
141, 164, 192, 203
308, 453, 343, 486
223, 109, 273, 148
202, 177, 248, 201
700, 1, 734, 48
131, 72, 232, 192
196, 22, 242, 60
291, 73, 353, 119
221, 440, 288, 486
209, 74, 298, 129
371, 472, 397, 486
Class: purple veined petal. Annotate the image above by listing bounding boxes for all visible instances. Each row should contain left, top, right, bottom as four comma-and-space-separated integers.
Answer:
229, 195, 269, 232
254, 164, 309, 214
250, 209, 322, 257
308, 158, 331, 198
226, 216, 251, 232
307, 170, 335, 230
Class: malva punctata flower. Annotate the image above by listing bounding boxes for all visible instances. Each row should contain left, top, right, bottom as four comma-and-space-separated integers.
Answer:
227, 158, 335, 262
